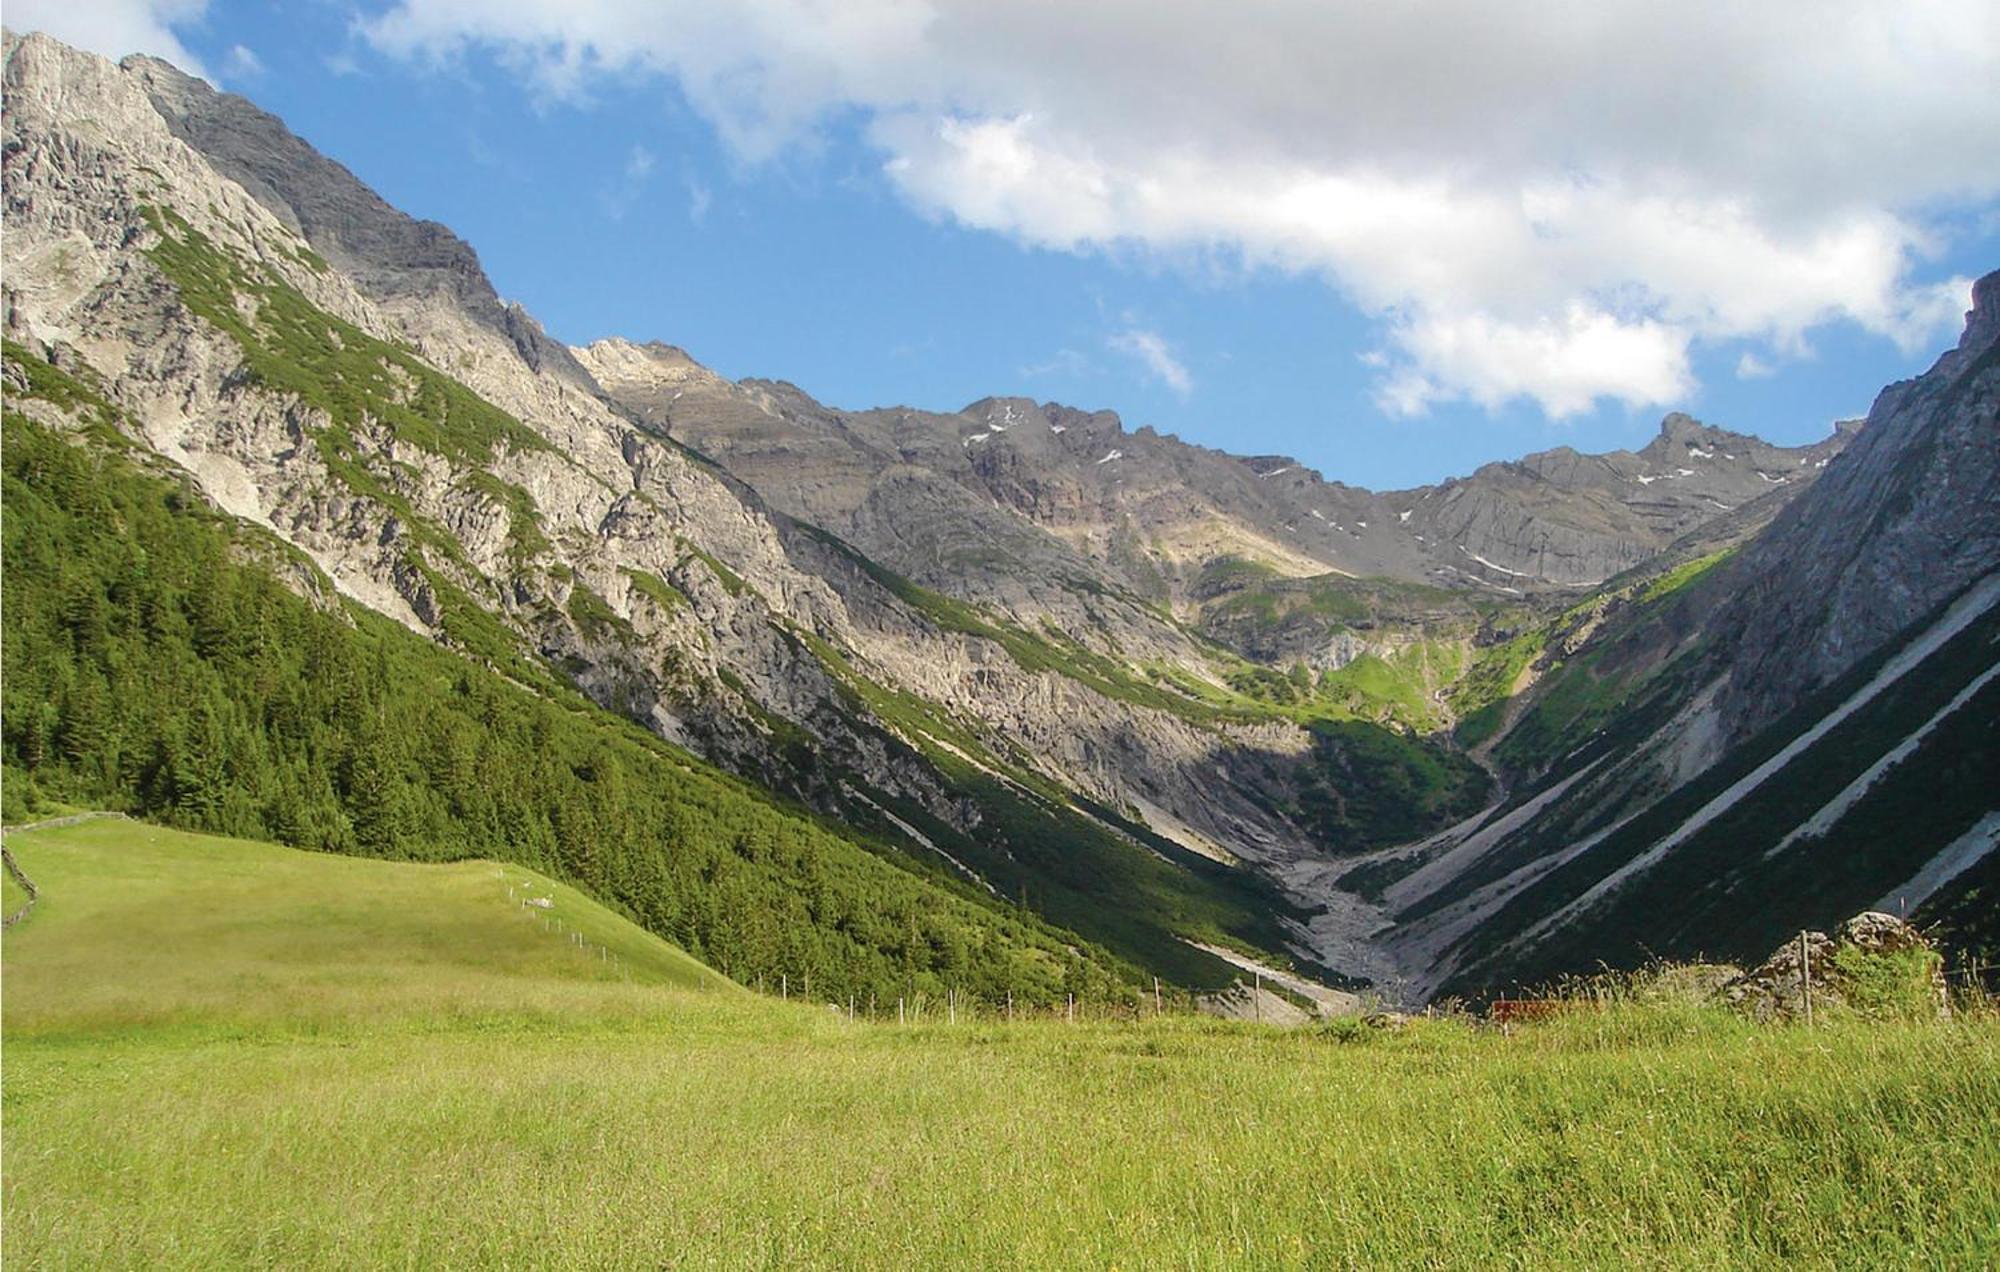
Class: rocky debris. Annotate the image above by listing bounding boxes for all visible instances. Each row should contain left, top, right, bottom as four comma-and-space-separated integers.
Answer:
1720, 912, 1946, 1022
1197, 982, 1314, 1027
1835, 910, 1933, 955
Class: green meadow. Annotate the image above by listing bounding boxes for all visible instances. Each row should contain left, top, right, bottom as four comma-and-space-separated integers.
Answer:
4, 819, 1998, 1268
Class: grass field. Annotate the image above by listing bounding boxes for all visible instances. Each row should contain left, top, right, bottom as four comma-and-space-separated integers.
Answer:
5, 821, 1998, 1267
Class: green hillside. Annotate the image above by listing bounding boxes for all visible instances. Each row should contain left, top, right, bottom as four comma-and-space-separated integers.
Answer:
2, 335, 1323, 999
1, 818, 727, 1035
0, 395, 1140, 1007
5, 820, 1997, 1266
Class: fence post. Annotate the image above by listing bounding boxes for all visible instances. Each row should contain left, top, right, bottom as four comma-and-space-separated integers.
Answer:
1798, 931, 1813, 1026
1154, 976, 1162, 1016
1067, 993, 1074, 1023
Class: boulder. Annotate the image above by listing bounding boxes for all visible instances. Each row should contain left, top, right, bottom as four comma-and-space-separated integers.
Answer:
1720, 912, 1944, 1022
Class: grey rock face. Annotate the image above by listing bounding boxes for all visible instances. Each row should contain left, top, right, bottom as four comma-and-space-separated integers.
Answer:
1709, 273, 2000, 745
6, 27, 1964, 1006
0, 29, 1407, 986
128, 52, 596, 387
582, 341, 1849, 611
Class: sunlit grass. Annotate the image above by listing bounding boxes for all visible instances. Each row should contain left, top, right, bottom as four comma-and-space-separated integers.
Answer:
5, 822, 1997, 1267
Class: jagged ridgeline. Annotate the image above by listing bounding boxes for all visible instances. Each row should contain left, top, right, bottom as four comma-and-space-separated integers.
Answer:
0, 26, 1516, 1000
7, 29, 1989, 1009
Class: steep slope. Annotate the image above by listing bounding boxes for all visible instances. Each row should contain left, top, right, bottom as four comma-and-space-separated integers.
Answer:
5, 28, 1963, 1008
1354, 274, 2000, 999
0, 401, 1138, 1005
3, 30, 1493, 993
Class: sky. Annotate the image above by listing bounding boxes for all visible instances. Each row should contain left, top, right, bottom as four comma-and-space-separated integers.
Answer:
11, 1, 1998, 489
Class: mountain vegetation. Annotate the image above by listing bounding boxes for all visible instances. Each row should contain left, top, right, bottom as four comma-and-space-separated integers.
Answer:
0, 389, 1136, 1008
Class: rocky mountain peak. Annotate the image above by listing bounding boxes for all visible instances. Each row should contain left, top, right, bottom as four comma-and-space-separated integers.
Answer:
1962, 269, 2000, 351
116, 45, 594, 388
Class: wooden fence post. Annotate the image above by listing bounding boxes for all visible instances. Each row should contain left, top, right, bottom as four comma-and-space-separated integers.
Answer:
1799, 931, 1813, 1026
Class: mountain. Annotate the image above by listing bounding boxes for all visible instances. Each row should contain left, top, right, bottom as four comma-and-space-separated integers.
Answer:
3, 29, 1989, 1005
1352, 273, 2000, 999
581, 338, 1850, 609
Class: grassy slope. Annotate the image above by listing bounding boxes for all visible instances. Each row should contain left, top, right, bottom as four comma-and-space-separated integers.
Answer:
2, 820, 724, 1036
1, 390, 1152, 1005
5, 822, 1998, 1267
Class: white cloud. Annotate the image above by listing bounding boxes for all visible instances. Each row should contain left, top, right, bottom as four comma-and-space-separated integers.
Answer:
1108, 329, 1192, 397
363, 0, 2000, 418
1021, 348, 1092, 379
601, 144, 659, 220
6, 0, 210, 78
686, 177, 712, 227
222, 43, 263, 82
1736, 352, 1776, 380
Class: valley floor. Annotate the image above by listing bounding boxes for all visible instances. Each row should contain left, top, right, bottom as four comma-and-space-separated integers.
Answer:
4, 822, 1997, 1267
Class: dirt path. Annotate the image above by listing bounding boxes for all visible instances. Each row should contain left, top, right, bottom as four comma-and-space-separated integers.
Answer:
1182, 939, 1361, 1015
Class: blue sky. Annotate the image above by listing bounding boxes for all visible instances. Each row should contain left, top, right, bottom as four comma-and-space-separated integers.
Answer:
15, 1, 1998, 489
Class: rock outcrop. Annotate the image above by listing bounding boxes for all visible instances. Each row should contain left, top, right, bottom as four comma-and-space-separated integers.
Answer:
1721, 913, 1947, 1021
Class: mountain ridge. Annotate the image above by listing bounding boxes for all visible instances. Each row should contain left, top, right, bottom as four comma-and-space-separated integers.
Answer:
4, 27, 1990, 1006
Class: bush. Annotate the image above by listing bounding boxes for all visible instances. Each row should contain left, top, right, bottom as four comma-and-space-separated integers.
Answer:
1833, 945, 1944, 1021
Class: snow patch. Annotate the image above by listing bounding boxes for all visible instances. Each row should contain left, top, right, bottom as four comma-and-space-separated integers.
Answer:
962, 431, 992, 447
1398, 509, 1412, 522
1458, 545, 1532, 578
1258, 465, 1295, 479
1096, 449, 1123, 465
